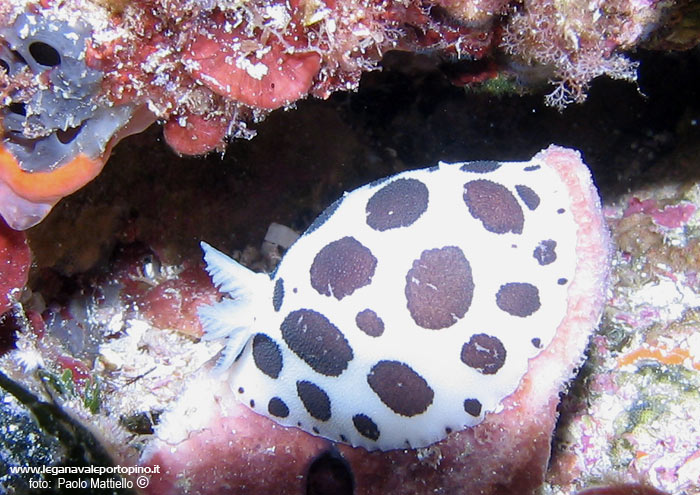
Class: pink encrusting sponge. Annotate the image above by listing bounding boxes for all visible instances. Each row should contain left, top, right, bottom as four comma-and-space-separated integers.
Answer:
142, 145, 611, 494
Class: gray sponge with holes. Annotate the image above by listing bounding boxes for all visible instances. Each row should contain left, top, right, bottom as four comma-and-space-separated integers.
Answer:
0, 12, 131, 173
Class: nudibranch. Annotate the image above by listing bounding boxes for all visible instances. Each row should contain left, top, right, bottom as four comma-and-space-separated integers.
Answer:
199, 144, 611, 452
0, 10, 152, 230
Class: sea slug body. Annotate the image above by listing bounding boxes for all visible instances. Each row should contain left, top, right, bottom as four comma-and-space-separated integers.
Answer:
199, 144, 610, 452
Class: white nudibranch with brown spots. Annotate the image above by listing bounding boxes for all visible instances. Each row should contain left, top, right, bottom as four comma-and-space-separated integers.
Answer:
199, 145, 607, 451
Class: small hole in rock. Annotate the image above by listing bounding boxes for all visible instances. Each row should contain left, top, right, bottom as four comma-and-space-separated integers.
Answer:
12, 50, 27, 66
306, 450, 354, 495
29, 41, 61, 67
56, 125, 82, 144
8, 102, 26, 116
4, 131, 37, 153
0, 47, 28, 73
119, 410, 162, 435
0, 312, 21, 357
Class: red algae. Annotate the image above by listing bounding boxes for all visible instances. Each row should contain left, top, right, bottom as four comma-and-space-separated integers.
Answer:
184, 14, 322, 110
163, 114, 229, 156
500, 0, 657, 108
138, 264, 219, 338
0, 218, 29, 315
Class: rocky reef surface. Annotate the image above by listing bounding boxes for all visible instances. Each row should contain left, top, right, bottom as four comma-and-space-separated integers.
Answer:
0, 0, 686, 228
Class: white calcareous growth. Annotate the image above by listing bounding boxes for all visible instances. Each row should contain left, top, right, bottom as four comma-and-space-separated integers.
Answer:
199, 144, 608, 451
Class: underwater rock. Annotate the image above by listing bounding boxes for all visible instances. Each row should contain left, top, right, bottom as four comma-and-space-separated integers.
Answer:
0, 0, 676, 229
0, 382, 64, 494
0, 370, 138, 495
1, 41, 696, 495
546, 169, 700, 495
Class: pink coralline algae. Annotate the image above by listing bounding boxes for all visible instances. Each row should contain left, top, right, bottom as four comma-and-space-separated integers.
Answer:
0, 0, 670, 229
575, 485, 670, 495
139, 146, 611, 494
623, 197, 697, 229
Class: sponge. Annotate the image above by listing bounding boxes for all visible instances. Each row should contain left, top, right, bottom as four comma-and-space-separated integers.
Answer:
0, 12, 131, 173
0, 11, 148, 230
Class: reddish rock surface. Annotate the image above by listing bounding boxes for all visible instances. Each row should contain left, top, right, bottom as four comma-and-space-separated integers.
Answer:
0, 219, 30, 315
138, 263, 219, 338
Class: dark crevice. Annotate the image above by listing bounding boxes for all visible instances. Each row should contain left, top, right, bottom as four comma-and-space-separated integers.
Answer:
8, 101, 26, 116
56, 124, 83, 144
306, 449, 354, 495
29, 41, 61, 67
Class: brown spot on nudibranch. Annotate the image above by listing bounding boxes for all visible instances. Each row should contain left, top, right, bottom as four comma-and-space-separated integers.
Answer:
365, 178, 429, 231
515, 184, 540, 210
268, 397, 290, 418
310, 236, 377, 300
273, 278, 284, 311
533, 240, 557, 265
496, 282, 541, 317
355, 309, 385, 337
352, 414, 380, 441
405, 246, 474, 329
460, 160, 501, 173
281, 309, 354, 376
463, 179, 524, 234
367, 360, 434, 417
461, 334, 506, 375
252, 333, 283, 379
297, 380, 332, 421
463, 398, 482, 417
